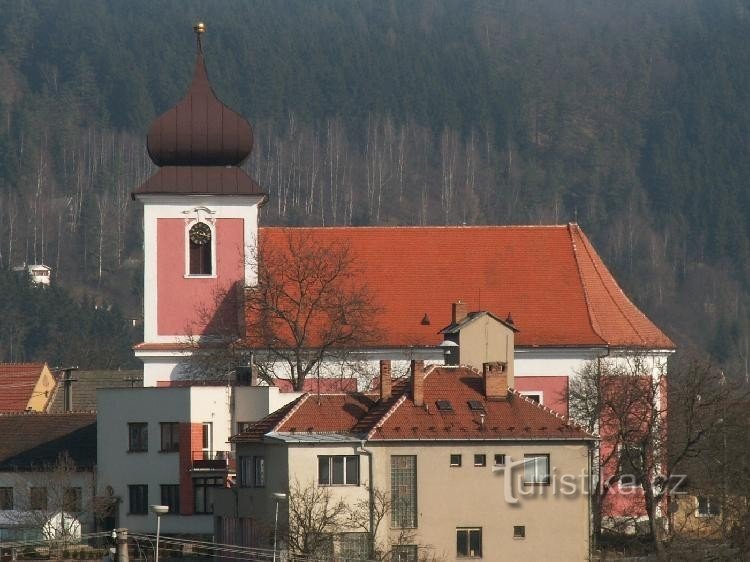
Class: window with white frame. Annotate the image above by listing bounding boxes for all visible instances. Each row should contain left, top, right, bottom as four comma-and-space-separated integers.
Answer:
523, 453, 550, 484
188, 222, 213, 275
519, 391, 543, 404
318, 455, 359, 486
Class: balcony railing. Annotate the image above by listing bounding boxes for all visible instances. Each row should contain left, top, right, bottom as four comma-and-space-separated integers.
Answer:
191, 450, 236, 471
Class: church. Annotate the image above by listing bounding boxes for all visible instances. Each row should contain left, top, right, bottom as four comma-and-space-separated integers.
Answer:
131, 27, 674, 416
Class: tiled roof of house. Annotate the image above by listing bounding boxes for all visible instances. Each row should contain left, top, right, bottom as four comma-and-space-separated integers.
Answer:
255, 225, 674, 349
234, 367, 593, 443
0, 363, 50, 412
47, 370, 143, 413
0, 412, 96, 470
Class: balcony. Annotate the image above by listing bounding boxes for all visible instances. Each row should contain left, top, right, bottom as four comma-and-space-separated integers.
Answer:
191, 450, 236, 472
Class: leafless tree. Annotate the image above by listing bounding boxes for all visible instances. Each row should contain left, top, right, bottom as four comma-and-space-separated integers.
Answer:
246, 229, 380, 391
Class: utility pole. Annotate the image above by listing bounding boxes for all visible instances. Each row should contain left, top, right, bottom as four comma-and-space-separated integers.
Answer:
53, 366, 79, 412
115, 528, 128, 562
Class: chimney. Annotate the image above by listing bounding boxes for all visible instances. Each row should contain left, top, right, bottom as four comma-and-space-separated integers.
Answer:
483, 362, 508, 400
452, 301, 468, 324
410, 359, 424, 407
379, 360, 392, 401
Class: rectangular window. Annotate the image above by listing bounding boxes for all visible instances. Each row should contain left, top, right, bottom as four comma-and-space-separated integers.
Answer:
524, 454, 550, 485
450, 454, 462, 467
161, 485, 180, 514
160, 422, 180, 452
513, 525, 526, 538
128, 485, 148, 515
520, 392, 542, 404
619, 444, 644, 486
202, 422, 213, 459
318, 456, 359, 486
337, 533, 368, 559
30, 487, 47, 510
474, 454, 486, 467
128, 423, 148, 452
237, 421, 253, 434
456, 527, 482, 557
494, 454, 506, 466
0, 488, 13, 510
254, 456, 266, 487
391, 456, 417, 529
63, 487, 82, 513
697, 496, 721, 517
194, 477, 222, 514
392, 545, 418, 562
239, 456, 252, 487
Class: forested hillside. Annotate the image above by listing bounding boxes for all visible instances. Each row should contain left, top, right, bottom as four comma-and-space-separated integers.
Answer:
1, 0, 750, 373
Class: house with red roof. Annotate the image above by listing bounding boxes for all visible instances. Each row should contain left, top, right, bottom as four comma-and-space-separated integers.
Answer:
0, 363, 56, 413
213, 360, 596, 560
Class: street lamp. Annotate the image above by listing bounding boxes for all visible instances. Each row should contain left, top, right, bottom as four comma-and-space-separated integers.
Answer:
272, 493, 287, 562
150, 505, 169, 562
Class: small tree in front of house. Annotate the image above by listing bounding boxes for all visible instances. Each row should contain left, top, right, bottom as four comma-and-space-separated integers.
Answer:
568, 351, 742, 556
246, 229, 381, 391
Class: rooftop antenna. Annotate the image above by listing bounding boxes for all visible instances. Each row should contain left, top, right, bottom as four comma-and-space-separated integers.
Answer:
193, 21, 206, 53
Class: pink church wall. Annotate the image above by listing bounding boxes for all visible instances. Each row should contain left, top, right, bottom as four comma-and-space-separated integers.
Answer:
513, 375, 568, 416
157, 218, 245, 336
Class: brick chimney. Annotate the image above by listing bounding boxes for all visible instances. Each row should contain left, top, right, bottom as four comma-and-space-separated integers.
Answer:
452, 301, 468, 324
483, 362, 509, 400
379, 360, 392, 401
411, 359, 425, 407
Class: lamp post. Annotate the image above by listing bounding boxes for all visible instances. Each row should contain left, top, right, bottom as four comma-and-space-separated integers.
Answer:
150, 505, 169, 562
272, 492, 287, 562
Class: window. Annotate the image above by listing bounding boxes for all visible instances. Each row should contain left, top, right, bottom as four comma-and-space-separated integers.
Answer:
513, 525, 526, 539
30, 487, 47, 510
392, 545, 418, 562
63, 487, 82, 513
697, 496, 721, 517
450, 454, 462, 467
128, 423, 148, 452
160, 422, 180, 452
520, 391, 542, 404
189, 222, 212, 275
436, 400, 453, 412
194, 477, 222, 514
619, 444, 644, 486
240, 456, 266, 487
474, 454, 486, 467
161, 485, 180, 514
202, 422, 213, 459
467, 400, 484, 411
523, 454, 550, 484
391, 456, 417, 529
456, 528, 482, 557
237, 421, 253, 434
128, 485, 148, 515
0, 488, 12, 510
494, 454, 506, 467
337, 533, 368, 559
318, 456, 359, 486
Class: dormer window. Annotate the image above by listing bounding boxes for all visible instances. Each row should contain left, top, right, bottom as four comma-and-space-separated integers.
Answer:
189, 222, 212, 275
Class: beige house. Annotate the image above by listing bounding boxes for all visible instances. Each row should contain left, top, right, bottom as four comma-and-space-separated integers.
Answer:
0, 363, 57, 413
214, 361, 596, 561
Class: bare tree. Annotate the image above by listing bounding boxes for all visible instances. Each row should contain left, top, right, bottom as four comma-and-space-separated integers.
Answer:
567, 352, 744, 556
246, 229, 380, 391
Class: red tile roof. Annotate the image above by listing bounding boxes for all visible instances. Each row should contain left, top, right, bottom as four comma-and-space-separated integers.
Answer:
255, 225, 673, 349
234, 367, 593, 442
0, 363, 49, 412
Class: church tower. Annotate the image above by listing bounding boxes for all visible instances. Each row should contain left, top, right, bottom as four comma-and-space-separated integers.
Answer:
132, 24, 266, 386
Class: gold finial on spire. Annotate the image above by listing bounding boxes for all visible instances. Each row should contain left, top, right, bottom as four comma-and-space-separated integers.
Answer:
193, 22, 206, 52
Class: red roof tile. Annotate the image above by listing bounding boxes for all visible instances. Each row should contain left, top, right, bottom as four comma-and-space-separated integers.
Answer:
235, 368, 592, 442
255, 225, 673, 349
0, 363, 48, 413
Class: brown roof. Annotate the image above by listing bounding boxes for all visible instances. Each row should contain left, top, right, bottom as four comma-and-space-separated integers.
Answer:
132, 166, 266, 199
255, 225, 674, 349
0, 413, 96, 470
47, 370, 143, 413
0, 363, 49, 413
146, 52, 253, 167
234, 367, 593, 443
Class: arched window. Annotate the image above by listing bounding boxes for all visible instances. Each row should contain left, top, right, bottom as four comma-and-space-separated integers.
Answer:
189, 222, 212, 275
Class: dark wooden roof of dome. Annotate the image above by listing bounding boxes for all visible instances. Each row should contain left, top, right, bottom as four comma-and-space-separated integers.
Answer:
146, 51, 253, 167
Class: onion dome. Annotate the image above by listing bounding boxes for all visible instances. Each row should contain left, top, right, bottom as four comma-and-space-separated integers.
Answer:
146, 28, 253, 167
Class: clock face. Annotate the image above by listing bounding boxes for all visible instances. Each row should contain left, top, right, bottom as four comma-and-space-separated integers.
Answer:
189, 222, 211, 245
